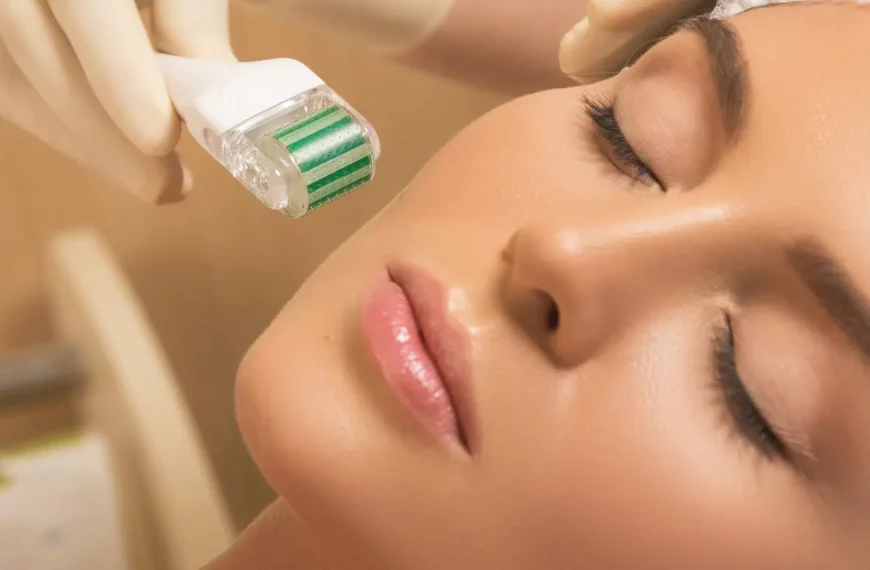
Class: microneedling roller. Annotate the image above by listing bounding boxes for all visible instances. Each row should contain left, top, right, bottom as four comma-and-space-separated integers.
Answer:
158, 54, 380, 218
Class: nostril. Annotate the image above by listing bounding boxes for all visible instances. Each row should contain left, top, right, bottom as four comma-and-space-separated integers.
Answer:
528, 290, 560, 333
545, 296, 560, 332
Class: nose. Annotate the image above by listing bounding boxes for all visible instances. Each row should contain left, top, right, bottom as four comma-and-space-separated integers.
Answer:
503, 199, 744, 367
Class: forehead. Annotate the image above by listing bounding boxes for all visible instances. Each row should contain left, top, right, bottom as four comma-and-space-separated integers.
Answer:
723, 5, 870, 228
729, 4, 870, 164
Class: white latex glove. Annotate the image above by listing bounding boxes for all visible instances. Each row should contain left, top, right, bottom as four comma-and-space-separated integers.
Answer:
559, 0, 719, 84
0, 0, 235, 204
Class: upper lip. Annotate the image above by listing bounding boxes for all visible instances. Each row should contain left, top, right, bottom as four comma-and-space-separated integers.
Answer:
387, 262, 477, 454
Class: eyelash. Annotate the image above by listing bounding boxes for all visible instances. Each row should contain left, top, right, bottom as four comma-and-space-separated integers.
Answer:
714, 314, 786, 461
583, 97, 664, 190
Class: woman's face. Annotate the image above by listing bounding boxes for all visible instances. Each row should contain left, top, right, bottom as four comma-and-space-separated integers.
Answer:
236, 4, 870, 569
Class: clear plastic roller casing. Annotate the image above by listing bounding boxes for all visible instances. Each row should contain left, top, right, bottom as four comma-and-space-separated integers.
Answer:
205, 86, 381, 218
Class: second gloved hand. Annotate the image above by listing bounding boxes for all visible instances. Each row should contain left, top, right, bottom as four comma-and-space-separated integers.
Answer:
0, 0, 235, 204
559, 0, 719, 84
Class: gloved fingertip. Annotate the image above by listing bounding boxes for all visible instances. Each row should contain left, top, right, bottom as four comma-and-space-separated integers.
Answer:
558, 17, 651, 85
588, 0, 657, 31
155, 159, 193, 205
133, 111, 183, 158
587, 0, 621, 29
593, 0, 722, 32
129, 154, 191, 205
181, 160, 194, 197
558, 18, 591, 77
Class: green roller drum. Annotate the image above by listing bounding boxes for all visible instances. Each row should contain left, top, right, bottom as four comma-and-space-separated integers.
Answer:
270, 105, 375, 213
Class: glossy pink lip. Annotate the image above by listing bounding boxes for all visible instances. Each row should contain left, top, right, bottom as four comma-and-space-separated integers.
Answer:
361, 262, 474, 453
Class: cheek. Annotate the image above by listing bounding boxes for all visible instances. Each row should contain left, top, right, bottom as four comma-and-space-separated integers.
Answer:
486, 319, 716, 560
474, 310, 818, 567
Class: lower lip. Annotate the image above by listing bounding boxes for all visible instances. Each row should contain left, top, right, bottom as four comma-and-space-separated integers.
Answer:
361, 272, 461, 447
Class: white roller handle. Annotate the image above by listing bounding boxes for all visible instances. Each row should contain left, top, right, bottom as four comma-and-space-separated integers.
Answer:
156, 54, 324, 150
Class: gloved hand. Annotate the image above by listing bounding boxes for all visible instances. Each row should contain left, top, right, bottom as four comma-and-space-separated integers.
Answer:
0, 0, 235, 204
559, 0, 719, 84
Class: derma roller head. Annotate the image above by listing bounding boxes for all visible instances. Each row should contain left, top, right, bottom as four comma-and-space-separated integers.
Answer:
157, 55, 381, 218
268, 105, 374, 213
221, 85, 380, 218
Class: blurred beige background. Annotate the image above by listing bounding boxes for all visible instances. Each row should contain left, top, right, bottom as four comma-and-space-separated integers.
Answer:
0, 3, 503, 528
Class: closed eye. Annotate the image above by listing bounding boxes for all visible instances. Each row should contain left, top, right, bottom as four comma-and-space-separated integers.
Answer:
714, 313, 786, 461
583, 96, 665, 191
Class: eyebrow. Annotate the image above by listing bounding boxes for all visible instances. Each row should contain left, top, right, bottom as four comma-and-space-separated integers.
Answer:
786, 239, 870, 364
676, 17, 749, 139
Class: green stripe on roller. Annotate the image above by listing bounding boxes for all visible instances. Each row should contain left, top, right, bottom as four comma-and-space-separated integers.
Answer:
287, 115, 354, 155
291, 124, 366, 172
278, 111, 349, 150
305, 156, 371, 193
308, 174, 372, 212
273, 106, 340, 141
308, 167, 371, 203
279, 113, 347, 149
302, 144, 371, 183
